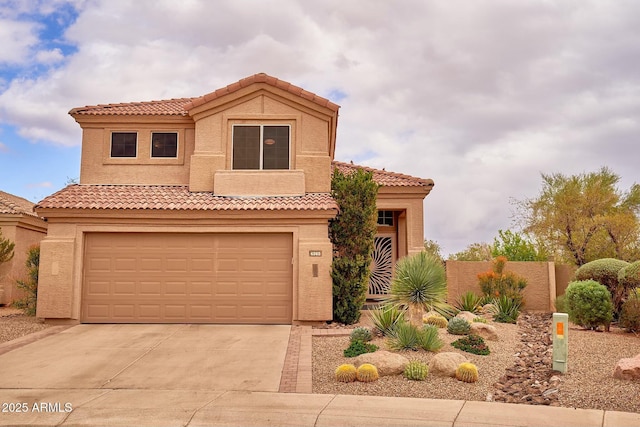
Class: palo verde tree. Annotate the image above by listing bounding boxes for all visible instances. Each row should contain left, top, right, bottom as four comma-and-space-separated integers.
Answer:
516, 167, 640, 265
491, 229, 548, 261
330, 167, 379, 324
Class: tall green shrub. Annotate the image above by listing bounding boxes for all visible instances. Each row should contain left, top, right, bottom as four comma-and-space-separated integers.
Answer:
574, 258, 629, 316
565, 279, 613, 331
330, 168, 378, 324
0, 227, 15, 264
14, 245, 40, 316
618, 261, 640, 299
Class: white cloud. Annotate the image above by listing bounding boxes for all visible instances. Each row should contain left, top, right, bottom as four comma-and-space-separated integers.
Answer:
0, 18, 39, 64
1, 0, 640, 254
35, 48, 64, 64
26, 181, 53, 188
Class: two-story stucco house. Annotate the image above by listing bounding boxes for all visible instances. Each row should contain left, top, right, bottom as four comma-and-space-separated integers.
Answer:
35, 73, 433, 324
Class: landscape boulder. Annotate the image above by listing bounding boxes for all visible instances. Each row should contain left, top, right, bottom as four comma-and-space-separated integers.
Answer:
456, 311, 477, 322
613, 354, 640, 381
429, 352, 468, 377
353, 351, 409, 376
470, 322, 499, 341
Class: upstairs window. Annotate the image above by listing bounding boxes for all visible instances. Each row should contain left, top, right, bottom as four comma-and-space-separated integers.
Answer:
377, 210, 394, 226
111, 132, 137, 157
151, 132, 178, 158
232, 125, 290, 170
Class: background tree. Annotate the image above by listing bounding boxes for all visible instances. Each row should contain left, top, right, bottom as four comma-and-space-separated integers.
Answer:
14, 245, 39, 316
0, 227, 15, 264
448, 242, 493, 261
330, 168, 379, 324
516, 167, 640, 265
423, 239, 444, 262
491, 229, 547, 261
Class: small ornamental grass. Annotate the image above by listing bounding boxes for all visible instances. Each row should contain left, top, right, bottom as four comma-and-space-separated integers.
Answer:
343, 340, 378, 358
490, 295, 521, 324
455, 291, 483, 314
387, 321, 443, 352
451, 334, 490, 356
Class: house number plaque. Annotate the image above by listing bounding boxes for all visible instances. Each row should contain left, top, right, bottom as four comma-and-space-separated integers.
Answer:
309, 250, 322, 257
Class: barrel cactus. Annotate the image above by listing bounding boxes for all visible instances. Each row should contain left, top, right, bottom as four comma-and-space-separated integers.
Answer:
447, 317, 471, 335
424, 314, 448, 328
403, 360, 428, 381
350, 326, 373, 343
335, 364, 357, 383
356, 363, 379, 382
455, 362, 479, 383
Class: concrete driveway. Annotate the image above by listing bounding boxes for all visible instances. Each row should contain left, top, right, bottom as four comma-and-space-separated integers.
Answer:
0, 324, 290, 391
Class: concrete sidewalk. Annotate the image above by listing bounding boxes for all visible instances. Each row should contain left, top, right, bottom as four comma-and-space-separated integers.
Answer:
0, 389, 639, 426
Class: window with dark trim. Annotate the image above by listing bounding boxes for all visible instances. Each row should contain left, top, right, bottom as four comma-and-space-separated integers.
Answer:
377, 210, 394, 226
232, 125, 289, 170
111, 132, 137, 157
151, 132, 178, 158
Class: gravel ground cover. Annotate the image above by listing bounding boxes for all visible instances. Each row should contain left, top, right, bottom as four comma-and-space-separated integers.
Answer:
313, 313, 640, 413
0, 307, 50, 344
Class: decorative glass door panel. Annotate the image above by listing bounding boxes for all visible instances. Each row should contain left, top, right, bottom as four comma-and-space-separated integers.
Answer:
368, 235, 396, 298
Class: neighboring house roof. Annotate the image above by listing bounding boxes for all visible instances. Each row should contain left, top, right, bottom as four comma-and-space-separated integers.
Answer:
332, 161, 434, 188
35, 185, 338, 212
69, 73, 339, 117
0, 191, 40, 217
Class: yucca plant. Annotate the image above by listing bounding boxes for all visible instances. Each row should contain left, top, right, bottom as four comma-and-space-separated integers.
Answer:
368, 304, 405, 337
490, 295, 521, 324
386, 251, 449, 326
418, 324, 444, 352
455, 291, 483, 313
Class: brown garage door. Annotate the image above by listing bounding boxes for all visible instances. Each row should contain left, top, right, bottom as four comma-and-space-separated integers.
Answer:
82, 233, 293, 324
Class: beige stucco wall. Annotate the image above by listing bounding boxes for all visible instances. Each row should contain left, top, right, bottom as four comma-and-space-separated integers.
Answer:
78, 119, 195, 185
445, 260, 554, 311
36, 210, 334, 323
377, 189, 428, 257
0, 216, 47, 305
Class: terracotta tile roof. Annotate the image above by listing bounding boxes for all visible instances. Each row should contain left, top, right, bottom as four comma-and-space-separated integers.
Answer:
69, 73, 339, 117
69, 98, 196, 116
332, 161, 434, 188
35, 185, 338, 212
0, 191, 40, 218
185, 73, 339, 112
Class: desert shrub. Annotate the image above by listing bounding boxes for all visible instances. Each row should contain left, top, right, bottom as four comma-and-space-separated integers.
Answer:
447, 317, 470, 335
619, 296, 640, 333
343, 340, 378, 357
575, 258, 629, 316
368, 304, 404, 337
490, 295, 521, 324
451, 334, 490, 356
455, 291, 483, 313
477, 256, 527, 305
13, 245, 39, 316
418, 325, 444, 352
565, 280, 613, 331
618, 261, 640, 300
350, 326, 372, 343
554, 294, 567, 313
404, 360, 429, 381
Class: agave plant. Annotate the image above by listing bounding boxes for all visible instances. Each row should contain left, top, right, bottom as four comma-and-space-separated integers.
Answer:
386, 251, 449, 326
490, 295, 522, 324
455, 291, 483, 314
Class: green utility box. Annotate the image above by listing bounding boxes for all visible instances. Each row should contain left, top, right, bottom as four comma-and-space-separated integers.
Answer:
552, 313, 568, 373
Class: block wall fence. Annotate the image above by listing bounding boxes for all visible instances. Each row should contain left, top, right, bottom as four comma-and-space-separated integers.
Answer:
445, 260, 577, 312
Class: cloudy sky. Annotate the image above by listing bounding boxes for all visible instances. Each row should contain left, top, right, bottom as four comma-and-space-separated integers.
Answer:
1, 0, 639, 256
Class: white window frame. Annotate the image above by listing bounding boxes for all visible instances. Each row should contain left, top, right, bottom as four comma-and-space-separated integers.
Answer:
110, 131, 138, 158
231, 124, 291, 170
150, 131, 179, 159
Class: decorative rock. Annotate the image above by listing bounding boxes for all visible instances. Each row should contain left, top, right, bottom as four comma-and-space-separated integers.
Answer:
470, 322, 499, 341
429, 352, 468, 377
456, 311, 477, 322
353, 351, 409, 376
613, 354, 640, 381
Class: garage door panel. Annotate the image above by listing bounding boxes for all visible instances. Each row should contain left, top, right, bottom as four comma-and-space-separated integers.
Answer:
83, 233, 292, 324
